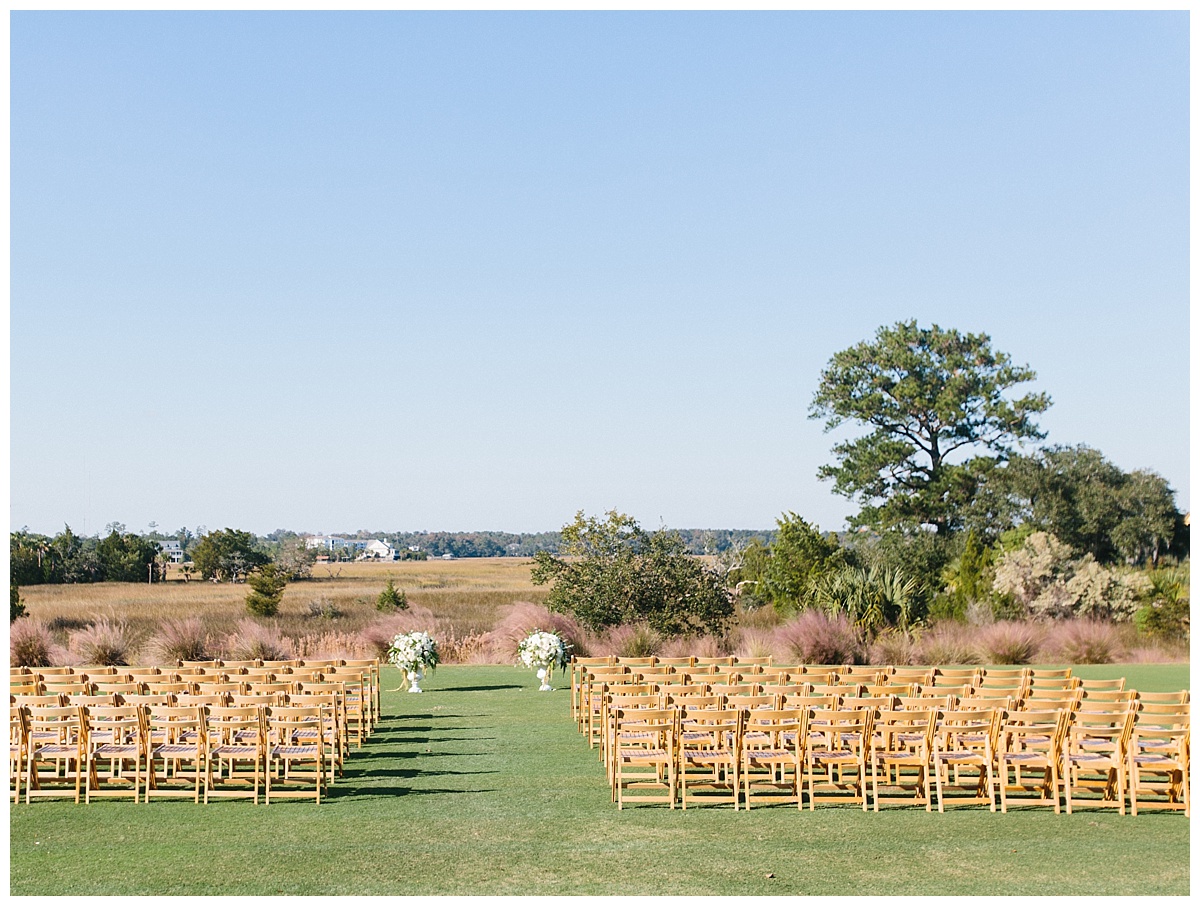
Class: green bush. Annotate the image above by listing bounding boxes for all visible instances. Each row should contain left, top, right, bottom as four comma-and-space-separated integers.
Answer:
377, 579, 408, 612
245, 564, 287, 617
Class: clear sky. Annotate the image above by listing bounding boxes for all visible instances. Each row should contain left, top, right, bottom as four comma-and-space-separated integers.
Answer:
9, 10, 1190, 538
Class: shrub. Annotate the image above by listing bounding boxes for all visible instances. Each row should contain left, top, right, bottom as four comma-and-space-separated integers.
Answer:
376, 580, 408, 612
868, 629, 917, 666
222, 618, 293, 662
305, 596, 343, 620
10, 619, 58, 667
913, 622, 979, 666
245, 564, 287, 617
774, 610, 864, 665
974, 620, 1044, 665
1042, 619, 1126, 665
146, 617, 211, 663
67, 619, 136, 666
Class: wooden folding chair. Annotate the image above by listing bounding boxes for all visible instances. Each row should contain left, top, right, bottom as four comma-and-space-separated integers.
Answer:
25, 704, 85, 803
144, 704, 205, 802
679, 707, 742, 809
1062, 704, 1136, 814
203, 705, 264, 803
806, 708, 872, 810
871, 709, 937, 810
612, 707, 677, 809
932, 667, 981, 688
11, 705, 28, 803
742, 709, 807, 810
341, 659, 382, 728
997, 709, 1068, 813
83, 703, 145, 803
265, 705, 327, 804
1128, 704, 1190, 817
932, 709, 999, 812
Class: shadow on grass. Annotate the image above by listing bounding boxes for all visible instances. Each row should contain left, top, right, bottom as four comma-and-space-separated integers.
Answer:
435, 684, 525, 692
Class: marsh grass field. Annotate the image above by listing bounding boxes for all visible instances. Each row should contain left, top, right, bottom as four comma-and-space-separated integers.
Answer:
8, 662, 1191, 896
18, 558, 549, 649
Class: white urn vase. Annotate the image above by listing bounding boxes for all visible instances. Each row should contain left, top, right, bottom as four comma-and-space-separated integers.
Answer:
536, 667, 552, 692
407, 668, 425, 693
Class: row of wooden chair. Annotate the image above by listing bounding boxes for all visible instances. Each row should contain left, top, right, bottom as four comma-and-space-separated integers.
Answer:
603, 698, 1189, 813
570, 658, 1105, 725
11, 701, 334, 805
11, 660, 380, 747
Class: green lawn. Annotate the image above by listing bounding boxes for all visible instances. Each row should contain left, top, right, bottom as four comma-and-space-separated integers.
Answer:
9, 663, 1190, 895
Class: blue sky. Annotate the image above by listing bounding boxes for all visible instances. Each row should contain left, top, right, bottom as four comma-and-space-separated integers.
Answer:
9, 11, 1190, 537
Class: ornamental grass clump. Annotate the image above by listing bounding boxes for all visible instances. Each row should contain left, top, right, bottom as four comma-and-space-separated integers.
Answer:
488, 601, 586, 661
774, 610, 864, 665
974, 620, 1044, 665
222, 618, 293, 662
145, 616, 211, 663
66, 619, 136, 666
10, 619, 59, 668
913, 622, 980, 665
868, 629, 917, 666
1042, 619, 1126, 665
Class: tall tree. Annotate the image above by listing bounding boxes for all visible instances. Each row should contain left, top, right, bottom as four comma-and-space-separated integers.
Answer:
810, 320, 1050, 533
531, 510, 733, 636
191, 528, 270, 582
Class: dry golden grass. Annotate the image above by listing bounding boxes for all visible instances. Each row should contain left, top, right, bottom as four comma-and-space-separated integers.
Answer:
18, 558, 548, 659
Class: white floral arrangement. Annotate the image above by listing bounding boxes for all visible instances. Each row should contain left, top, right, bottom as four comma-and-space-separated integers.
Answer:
387, 630, 440, 685
517, 629, 571, 691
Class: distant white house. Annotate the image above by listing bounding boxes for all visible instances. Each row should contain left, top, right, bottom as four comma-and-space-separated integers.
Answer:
361, 540, 397, 561
441, 552, 454, 560
304, 535, 366, 552
157, 539, 184, 563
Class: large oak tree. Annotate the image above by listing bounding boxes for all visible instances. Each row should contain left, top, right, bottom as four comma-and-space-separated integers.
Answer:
810, 320, 1050, 534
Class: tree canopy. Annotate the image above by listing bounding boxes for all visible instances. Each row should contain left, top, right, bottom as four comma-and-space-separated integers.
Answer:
531, 510, 734, 637
191, 528, 270, 582
810, 320, 1050, 534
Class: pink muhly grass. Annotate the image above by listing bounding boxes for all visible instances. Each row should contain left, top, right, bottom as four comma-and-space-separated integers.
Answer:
773, 610, 864, 666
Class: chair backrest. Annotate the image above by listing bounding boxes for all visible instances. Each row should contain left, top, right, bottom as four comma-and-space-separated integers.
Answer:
672, 695, 723, 711
145, 703, 204, 740
936, 709, 999, 753
219, 659, 262, 669
780, 693, 840, 711
693, 657, 734, 667
1026, 677, 1080, 693
1136, 690, 1190, 705
124, 667, 162, 678
932, 668, 981, 686
92, 681, 143, 696
1076, 677, 1126, 693
33, 666, 77, 677
265, 704, 325, 743
743, 708, 807, 746
26, 703, 85, 742
959, 695, 1012, 712
890, 668, 935, 685
231, 693, 290, 708
73, 694, 124, 707
82, 703, 142, 742
176, 692, 231, 708
42, 680, 93, 697
260, 660, 301, 669
1001, 709, 1067, 753
654, 657, 694, 668
654, 682, 708, 697
1026, 667, 1072, 681
897, 694, 953, 711
867, 683, 916, 698
811, 683, 865, 698
615, 657, 657, 667
75, 666, 120, 676
1133, 702, 1190, 728
810, 708, 872, 750
13, 693, 67, 709
679, 708, 741, 746
723, 694, 775, 711
733, 656, 773, 668
204, 704, 263, 744
855, 695, 899, 712
1024, 687, 1082, 705
180, 660, 222, 669
140, 681, 192, 696
708, 684, 758, 698
873, 709, 936, 752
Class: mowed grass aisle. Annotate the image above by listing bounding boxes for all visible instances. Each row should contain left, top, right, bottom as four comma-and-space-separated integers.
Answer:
10, 664, 1191, 895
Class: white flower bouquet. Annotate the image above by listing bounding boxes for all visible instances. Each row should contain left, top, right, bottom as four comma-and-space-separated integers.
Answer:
387, 630, 439, 692
516, 629, 572, 691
